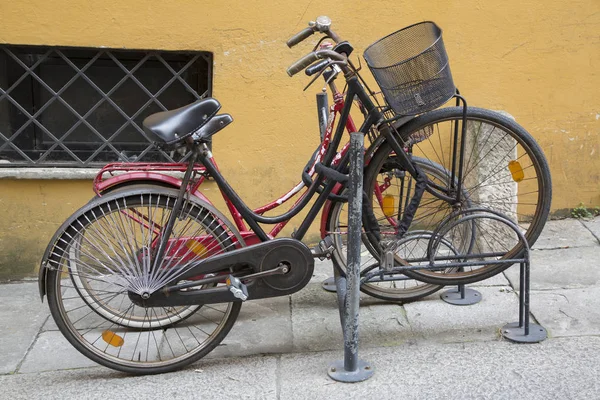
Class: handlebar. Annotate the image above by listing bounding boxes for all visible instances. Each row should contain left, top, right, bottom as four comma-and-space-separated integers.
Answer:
286, 27, 315, 48
286, 16, 348, 78
286, 16, 341, 48
286, 49, 347, 77
286, 53, 320, 77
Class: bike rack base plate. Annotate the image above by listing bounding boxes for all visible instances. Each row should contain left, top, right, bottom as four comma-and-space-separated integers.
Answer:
440, 287, 482, 305
501, 322, 547, 343
321, 277, 337, 293
328, 359, 374, 382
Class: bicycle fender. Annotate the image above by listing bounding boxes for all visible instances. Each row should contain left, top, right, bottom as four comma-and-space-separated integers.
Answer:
95, 173, 213, 205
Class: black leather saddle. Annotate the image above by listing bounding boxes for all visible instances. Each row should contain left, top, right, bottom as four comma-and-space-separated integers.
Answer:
143, 98, 233, 149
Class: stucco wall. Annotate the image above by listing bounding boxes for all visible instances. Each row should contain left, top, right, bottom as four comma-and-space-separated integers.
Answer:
0, 0, 598, 278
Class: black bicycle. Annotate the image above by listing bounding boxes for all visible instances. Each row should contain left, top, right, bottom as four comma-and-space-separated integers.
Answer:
38, 17, 551, 374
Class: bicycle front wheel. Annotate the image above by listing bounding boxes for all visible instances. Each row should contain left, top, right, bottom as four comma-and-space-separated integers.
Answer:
366, 107, 552, 286
326, 157, 456, 302
45, 189, 242, 374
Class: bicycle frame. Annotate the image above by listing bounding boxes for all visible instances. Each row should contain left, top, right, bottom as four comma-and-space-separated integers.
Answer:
195, 76, 398, 243
94, 82, 360, 245
144, 75, 424, 285
93, 70, 438, 254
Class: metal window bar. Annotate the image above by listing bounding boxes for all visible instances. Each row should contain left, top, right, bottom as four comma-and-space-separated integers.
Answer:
0, 45, 212, 167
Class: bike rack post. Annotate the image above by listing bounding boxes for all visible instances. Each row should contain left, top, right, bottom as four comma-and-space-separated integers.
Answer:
501, 252, 547, 343
328, 132, 374, 382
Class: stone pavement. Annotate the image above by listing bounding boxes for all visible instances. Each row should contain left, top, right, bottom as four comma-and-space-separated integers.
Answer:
1, 218, 599, 399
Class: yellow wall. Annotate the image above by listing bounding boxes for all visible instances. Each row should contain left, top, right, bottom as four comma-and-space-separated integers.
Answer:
0, 0, 599, 277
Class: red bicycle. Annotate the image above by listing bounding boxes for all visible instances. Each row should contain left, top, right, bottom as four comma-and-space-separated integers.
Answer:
39, 17, 551, 374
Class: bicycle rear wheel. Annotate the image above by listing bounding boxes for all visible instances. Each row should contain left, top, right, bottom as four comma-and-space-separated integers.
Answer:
45, 189, 241, 374
366, 107, 552, 285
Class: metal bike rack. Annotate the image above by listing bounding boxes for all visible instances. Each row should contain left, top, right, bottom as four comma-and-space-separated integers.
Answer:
328, 132, 374, 382
327, 131, 546, 381
432, 209, 547, 343
359, 208, 548, 345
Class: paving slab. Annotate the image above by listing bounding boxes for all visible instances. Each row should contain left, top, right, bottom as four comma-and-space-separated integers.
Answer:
1, 356, 278, 400
0, 282, 49, 374
278, 336, 600, 400
3, 338, 600, 399
41, 314, 59, 331
209, 296, 293, 359
470, 270, 511, 287
504, 246, 600, 290
581, 217, 600, 243
290, 283, 415, 352
530, 287, 600, 337
19, 330, 99, 373
532, 219, 598, 249
403, 286, 520, 343
25, 297, 291, 372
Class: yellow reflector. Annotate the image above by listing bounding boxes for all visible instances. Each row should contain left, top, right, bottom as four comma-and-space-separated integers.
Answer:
102, 330, 124, 347
508, 160, 524, 182
382, 195, 396, 217
185, 240, 207, 257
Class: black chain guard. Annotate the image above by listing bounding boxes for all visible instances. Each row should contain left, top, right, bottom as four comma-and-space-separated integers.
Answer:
135, 238, 315, 307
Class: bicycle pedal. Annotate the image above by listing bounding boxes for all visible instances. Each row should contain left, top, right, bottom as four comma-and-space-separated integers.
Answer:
311, 236, 335, 260
226, 275, 248, 301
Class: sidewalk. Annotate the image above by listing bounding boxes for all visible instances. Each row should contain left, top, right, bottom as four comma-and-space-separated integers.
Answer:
1, 218, 599, 399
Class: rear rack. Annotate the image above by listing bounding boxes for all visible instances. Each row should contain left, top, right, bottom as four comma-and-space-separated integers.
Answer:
93, 162, 207, 193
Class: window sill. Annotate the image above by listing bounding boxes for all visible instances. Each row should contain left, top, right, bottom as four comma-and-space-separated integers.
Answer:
0, 167, 100, 180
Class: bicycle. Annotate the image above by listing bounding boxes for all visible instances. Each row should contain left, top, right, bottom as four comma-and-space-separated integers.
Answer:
38, 17, 552, 374
88, 41, 445, 304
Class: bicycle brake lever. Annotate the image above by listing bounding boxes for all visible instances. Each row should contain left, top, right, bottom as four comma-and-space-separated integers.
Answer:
303, 61, 345, 92
303, 62, 330, 91
323, 65, 341, 90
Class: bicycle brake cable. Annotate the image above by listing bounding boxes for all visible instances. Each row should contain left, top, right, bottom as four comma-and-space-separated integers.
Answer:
312, 36, 334, 52
303, 64, 329, 91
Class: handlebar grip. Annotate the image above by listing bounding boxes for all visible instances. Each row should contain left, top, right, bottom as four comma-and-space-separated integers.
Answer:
286, 27, 315, 48
305, 59, 329, 76
287, 52, 320, 77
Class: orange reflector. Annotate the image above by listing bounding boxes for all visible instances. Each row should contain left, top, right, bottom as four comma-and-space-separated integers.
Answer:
102, 330, 124, 347
185, 240, 207, 257
382, 195, 396, 217
508, 160, 524, 182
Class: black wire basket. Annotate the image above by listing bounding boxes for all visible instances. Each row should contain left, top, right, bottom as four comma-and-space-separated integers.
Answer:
364, 21, 456, 116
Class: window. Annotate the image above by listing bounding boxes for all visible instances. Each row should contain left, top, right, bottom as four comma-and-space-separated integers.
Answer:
0, 45, 212, 167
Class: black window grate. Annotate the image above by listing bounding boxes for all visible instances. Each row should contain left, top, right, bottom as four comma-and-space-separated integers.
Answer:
0, 45, 212, 167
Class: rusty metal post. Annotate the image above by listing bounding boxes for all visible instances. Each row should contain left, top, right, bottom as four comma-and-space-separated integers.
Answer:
328, 132, 374, 382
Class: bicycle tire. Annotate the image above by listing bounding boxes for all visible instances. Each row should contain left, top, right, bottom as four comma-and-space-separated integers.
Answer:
45, 188, 242, 374
365, 107, 552, 286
